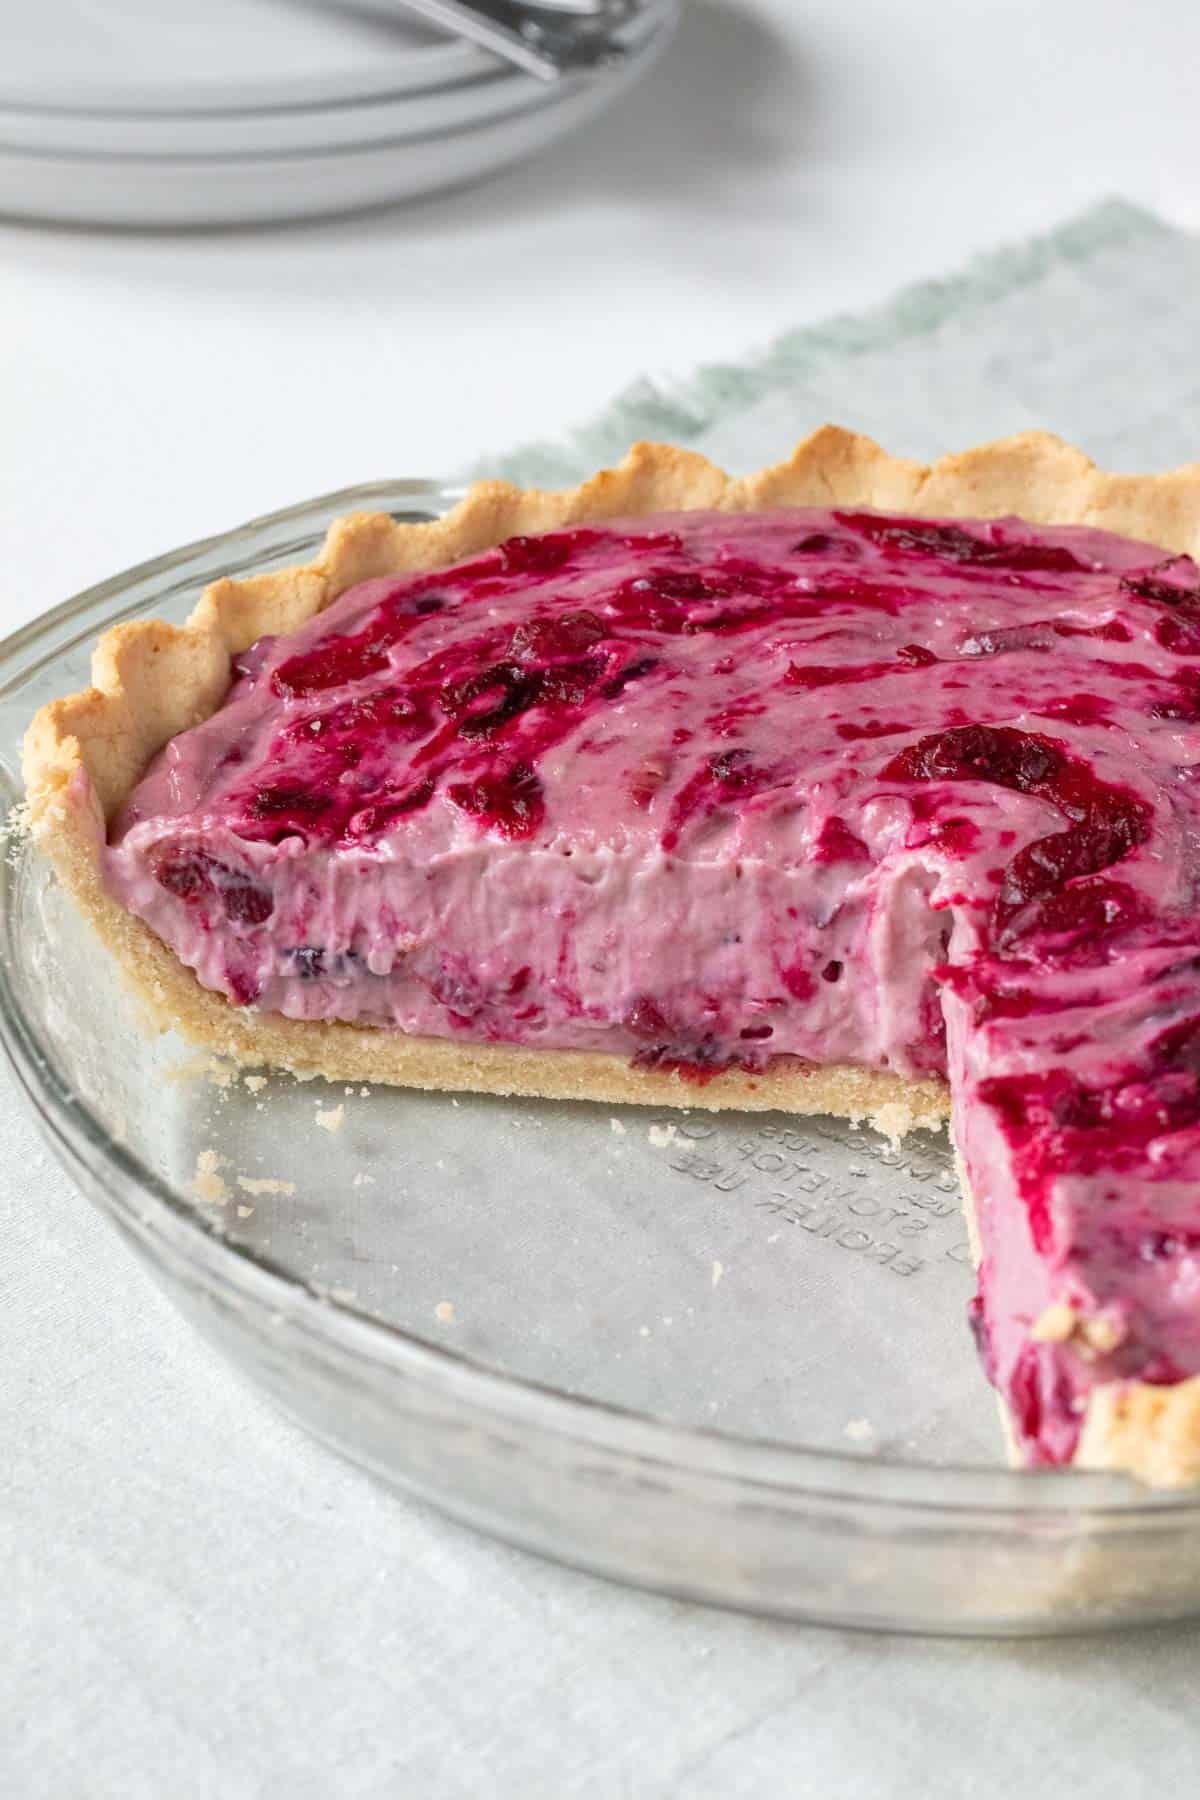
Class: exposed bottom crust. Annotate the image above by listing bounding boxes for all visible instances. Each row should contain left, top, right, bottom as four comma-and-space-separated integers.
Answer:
1074, 1378, 1200, 1487
30, 777, 1200, 1486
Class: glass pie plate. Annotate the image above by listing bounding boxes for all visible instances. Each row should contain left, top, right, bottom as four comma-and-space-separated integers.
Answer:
6, 481, 1200, 1639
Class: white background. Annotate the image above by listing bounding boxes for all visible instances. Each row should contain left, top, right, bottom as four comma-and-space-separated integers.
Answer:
5, 0, 1200, 626
7, 4, 1200, 1795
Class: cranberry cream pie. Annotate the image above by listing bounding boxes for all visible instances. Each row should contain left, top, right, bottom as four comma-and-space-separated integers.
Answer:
25, 430, 1200, 1484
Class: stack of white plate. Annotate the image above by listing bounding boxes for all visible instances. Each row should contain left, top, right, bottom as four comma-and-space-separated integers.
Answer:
0, 0, 680, 227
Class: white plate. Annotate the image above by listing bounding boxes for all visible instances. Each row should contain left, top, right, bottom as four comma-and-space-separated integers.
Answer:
0, 72, 542, 158
0, 8, 678, 227
0, 4, 668, 158
0, 0, 489, 114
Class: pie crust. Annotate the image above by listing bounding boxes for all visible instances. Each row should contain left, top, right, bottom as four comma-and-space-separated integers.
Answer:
24, 426, 1200, 1486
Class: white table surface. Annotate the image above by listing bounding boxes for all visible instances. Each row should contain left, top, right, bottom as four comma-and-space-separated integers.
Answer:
6, 3, 1200, 1794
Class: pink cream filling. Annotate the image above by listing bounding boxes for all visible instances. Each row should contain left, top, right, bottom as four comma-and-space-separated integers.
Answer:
105, 507, 1200, 1465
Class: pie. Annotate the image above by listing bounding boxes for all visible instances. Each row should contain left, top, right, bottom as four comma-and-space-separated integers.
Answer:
25, 428, 1200, 1487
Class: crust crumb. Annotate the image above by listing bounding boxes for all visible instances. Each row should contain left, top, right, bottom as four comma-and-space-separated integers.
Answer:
1032, 1301, 1076, 1343
871, 1101, 919, 1149
163, 1052, 212, 1086
314, 1103, 345, 1134
1032, 1301, 1126, 1358
236, 1176, 296, 1197
1080, 1314, 1125, 1354
164, 1052, 250, 1090
711, 1258, 724, 1289
192, 1148, 230, 1205
1072, 1312, 1127, 1360
435, 1300, 455, 1324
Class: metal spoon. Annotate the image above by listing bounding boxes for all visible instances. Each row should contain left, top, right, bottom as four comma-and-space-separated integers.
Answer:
391, 0, 632, 81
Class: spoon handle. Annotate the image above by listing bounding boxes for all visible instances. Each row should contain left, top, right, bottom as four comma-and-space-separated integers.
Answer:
391, 0, 626, 82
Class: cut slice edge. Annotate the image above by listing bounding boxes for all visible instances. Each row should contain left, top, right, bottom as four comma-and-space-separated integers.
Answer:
23, 426, 1200, 1488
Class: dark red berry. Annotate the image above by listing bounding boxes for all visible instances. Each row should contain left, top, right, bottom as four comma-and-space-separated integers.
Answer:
883, 724, 1065, 792
601, 656, 660, 699
781, 965, 815, 1002
154, 851, 273, 926
227, 969, 261, 1006
785, 660, 886, 689
836, 719, 912, 742
250, 784, 332, 825
507, 611, 605, 661
836, 512, 1088, 572
346, 776, 437, 839
626, 996, 672, 1040
219, 871, 274, 927
1121, 562, 1200, 608
813, 816, 870, 863
660, 748, 773, 851
495, 529, 601, 576
433, 969, 482, 1021
154, 853, 215, 904
966, 1295, 989, 1364
272, 631, 393, 699
448, 763, 544, 838
1009, 1346, 1044, 1444
791, 531, 839, 554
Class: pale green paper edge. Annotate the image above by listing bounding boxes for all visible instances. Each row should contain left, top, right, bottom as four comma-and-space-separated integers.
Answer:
472, 198, 1167, 489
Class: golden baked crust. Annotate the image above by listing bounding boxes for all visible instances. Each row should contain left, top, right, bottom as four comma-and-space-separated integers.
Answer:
1076, 1377, 1200, 1487
23, 426, 1200, 1484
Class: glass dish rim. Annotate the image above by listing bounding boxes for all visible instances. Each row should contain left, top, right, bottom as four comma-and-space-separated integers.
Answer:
4, 476, 1198, 1525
